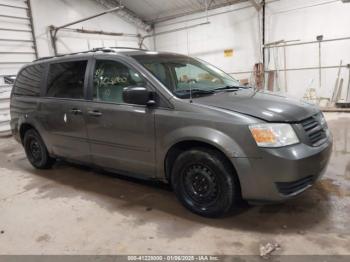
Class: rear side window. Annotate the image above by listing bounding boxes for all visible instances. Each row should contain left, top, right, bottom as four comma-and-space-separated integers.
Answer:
14, 63, 45, 97
47, 60, 87, 99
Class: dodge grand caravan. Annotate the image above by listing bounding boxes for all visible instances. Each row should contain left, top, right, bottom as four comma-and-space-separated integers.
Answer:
10, 47, 332, 217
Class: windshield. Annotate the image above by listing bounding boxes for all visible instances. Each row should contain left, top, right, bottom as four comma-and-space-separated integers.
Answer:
133, 54, 242, 98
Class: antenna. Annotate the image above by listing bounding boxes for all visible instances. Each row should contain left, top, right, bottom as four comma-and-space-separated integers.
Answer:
186, 23, 193, 103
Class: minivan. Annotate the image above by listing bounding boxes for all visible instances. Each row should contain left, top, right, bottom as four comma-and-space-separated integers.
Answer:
10, 47, 332, 217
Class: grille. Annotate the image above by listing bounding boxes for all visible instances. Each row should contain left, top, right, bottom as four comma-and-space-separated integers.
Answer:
300, 114, 327, 146
276, 176, 314, 195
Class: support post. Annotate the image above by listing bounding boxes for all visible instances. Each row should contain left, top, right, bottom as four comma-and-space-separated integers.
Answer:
319, 41, 322, 89
283, 44, 288, 92
317, 35, 324, 89
262, 0, 266, 88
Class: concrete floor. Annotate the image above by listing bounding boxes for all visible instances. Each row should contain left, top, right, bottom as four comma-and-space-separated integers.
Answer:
0, 112, 349, 255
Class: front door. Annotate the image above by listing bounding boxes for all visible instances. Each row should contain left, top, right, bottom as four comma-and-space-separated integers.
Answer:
41, 59, 90, 163
85, 58, 156, 178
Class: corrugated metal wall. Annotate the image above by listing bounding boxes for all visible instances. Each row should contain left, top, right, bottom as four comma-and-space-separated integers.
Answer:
0, 0, 37, 136
0, 84, 11, 136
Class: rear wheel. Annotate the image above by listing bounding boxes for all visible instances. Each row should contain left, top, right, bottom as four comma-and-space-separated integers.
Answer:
171, 147, 241, 218
23, 129, 55, 169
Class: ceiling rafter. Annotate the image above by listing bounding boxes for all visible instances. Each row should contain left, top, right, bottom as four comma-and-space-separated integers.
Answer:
145, 0, 249, 24
95, 0, 249, 26
95, 0, 153, 32
249, 0, 262, 11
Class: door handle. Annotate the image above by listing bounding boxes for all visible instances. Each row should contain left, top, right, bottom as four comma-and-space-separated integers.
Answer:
70, 108, 82, 115
88, 110, 102, 117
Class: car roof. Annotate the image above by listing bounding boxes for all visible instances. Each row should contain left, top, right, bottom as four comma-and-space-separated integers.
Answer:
32, 48, 187, 64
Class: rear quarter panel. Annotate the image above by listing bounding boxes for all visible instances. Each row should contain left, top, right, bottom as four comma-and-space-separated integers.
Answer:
10, 95, 51, 148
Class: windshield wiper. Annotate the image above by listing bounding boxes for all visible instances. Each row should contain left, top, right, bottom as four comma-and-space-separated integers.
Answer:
213, 85, 249, 92
174, 89, 215, 98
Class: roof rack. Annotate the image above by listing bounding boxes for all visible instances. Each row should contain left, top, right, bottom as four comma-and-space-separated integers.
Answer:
101, 47, 149, 51
34, 49, 95, 62
34, 46, 148, 62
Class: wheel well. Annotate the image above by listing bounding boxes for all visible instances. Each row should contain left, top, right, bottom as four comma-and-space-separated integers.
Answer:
19, 123, 36, 143
165, 141, 240, 186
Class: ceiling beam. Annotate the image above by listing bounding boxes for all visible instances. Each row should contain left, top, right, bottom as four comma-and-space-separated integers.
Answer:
249, 0, 262, 11
147, 0, 248, 24
95, 0, 152, 32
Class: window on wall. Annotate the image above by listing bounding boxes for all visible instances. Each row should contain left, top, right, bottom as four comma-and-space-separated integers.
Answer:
93, 60, 145, 103
47, 60, 87, 99
14, 63, 45, 97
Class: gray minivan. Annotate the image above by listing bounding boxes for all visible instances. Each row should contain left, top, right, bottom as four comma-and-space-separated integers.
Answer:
10, 47, 332, 217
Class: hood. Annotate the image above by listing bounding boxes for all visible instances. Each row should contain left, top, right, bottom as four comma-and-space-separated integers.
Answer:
194, 89, 319, 122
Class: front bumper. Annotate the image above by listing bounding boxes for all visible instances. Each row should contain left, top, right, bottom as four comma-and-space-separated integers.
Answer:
232, 135, 333, 203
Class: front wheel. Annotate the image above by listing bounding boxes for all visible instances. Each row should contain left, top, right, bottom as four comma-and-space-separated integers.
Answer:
23, 129, 55, 169
171, 147, 241, 218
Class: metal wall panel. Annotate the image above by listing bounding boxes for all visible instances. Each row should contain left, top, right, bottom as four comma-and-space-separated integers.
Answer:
0, 0, 37, 81
0, 84, 11, 136
0, 0, 37, 135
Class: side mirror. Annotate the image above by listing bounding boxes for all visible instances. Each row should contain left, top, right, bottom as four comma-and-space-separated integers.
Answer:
122, 87, 156, 106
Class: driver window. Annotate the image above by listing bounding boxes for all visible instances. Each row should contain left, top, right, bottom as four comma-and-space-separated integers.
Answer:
174, 63, 224, 90
93, 60, 145, 103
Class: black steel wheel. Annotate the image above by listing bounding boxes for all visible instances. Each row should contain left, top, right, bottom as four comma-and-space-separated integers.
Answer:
183, 164, 219, 205
23, 129, 55, 169
171, 147, 241, 218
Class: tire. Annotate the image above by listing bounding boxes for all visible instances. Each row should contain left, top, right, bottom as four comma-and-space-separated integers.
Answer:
23, 129, 55, 169
171, 147, 241, 218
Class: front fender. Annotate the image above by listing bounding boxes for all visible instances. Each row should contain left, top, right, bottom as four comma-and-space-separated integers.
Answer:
156, 126, 247, 179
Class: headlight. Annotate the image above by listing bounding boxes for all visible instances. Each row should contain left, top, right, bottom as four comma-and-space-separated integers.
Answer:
319, 113, 331, 137
319, 113, 327, 127
249, 123, 299, 147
